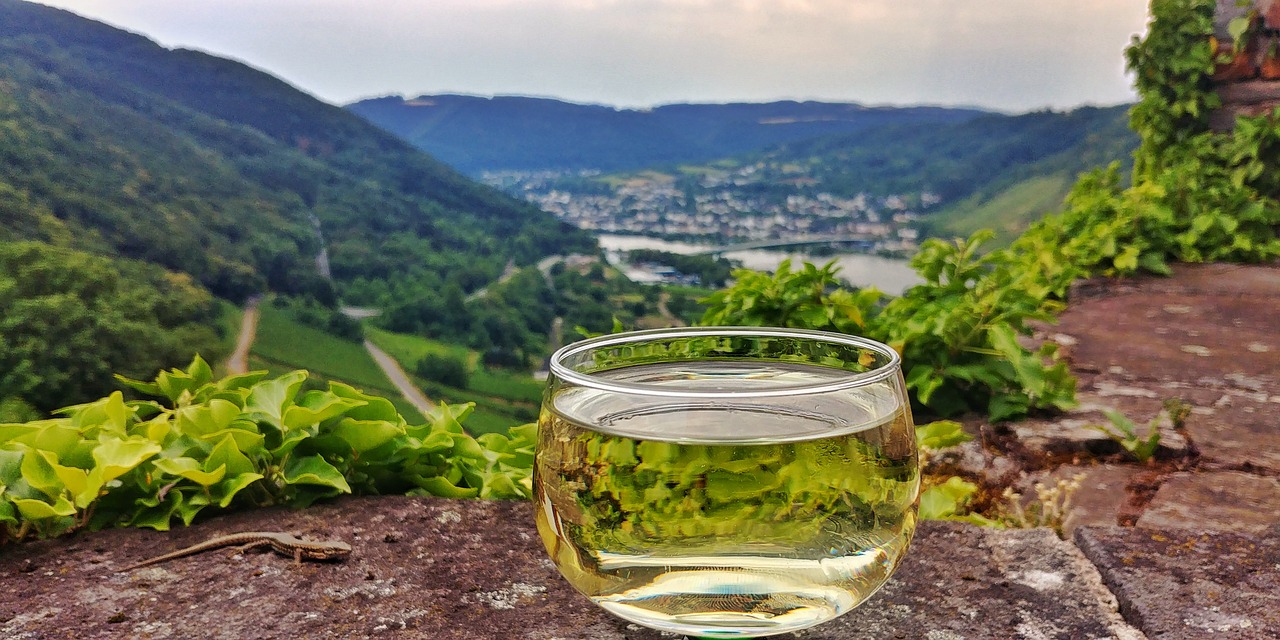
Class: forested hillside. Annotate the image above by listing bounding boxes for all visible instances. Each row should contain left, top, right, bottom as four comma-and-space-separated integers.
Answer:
347, 94, 989, 174
757, 105, 1140, 242
0, 0, 594, 415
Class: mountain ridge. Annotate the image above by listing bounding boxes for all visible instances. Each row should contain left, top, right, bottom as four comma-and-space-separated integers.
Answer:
347, 93, 991, 175
0, 0, 594, 413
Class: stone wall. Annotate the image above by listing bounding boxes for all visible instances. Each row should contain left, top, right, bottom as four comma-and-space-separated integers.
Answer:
1212, 0, 1280, 129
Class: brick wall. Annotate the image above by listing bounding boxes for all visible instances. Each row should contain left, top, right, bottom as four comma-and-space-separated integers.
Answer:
1212, 0, 1280, 129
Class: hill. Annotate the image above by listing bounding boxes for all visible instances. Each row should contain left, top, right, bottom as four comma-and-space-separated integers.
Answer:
346, 94, 989, 175
0, 0, 594, 413
755, 104, 1140, 242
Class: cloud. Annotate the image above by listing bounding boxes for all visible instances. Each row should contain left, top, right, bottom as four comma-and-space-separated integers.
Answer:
35, 0, 1147, 111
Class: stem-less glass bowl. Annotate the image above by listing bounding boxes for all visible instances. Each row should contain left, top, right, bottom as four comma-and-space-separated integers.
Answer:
534, 327, 919, 638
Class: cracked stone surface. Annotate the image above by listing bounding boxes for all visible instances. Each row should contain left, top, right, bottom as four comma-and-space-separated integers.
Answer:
0, 497, 1141, 640
1047, 263, 1280, 521
1136, 471, 1280, 535
1077, 526, 1280, 640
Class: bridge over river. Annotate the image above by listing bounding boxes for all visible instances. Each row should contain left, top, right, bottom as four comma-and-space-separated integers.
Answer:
691, 234, 876, 255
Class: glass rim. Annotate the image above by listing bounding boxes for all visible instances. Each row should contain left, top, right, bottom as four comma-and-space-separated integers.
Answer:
548, 326, 902, 399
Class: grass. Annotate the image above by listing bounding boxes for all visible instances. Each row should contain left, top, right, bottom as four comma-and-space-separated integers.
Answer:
253, 309, 543, 436
470, 369, 544, 405
932, 174, 1073, 245
247, 353, 425, 425
366, 326, 543, 435
251, 303, 394, 395
365, 326, 475, 367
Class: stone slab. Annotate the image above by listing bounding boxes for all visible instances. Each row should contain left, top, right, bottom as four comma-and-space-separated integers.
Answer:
1008, 394, 1190, 461
0, 496, 1140, 640
1058, 264, 1280, 382
1137, 471, 1280, 535
1077, 526, 1280, 639
1017, 465, 1144, 538
1183, 392, 1280, 474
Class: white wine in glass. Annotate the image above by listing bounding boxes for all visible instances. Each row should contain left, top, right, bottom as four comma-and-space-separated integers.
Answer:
534, 327, 919, 638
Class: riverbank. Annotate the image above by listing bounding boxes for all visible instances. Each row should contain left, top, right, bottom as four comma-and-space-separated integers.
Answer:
597, 233, 923, 295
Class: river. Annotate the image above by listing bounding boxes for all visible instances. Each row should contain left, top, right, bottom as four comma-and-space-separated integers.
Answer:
595, 234, 922, 296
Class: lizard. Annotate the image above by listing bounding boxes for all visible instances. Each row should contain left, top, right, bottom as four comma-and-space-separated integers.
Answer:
119, 531, 352, 572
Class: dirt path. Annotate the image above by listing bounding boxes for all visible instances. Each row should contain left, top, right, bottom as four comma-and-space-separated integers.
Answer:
656, 291, 686, 327
224, 296, 261, 375
364, 339, 434, 416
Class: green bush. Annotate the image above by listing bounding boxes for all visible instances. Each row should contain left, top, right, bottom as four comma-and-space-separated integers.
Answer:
700, 0, 1280, 422
417, 353, 470, 389
0, 356, 532, 544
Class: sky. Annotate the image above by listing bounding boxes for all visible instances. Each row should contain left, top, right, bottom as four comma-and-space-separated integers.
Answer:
35, 0, 1151, 113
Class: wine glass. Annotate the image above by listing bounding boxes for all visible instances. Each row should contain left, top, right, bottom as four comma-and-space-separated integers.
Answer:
533, 326, 919, 638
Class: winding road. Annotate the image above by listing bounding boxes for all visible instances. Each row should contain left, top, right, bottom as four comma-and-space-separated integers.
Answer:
223, 296, 261, 375
363, 339, 434, 416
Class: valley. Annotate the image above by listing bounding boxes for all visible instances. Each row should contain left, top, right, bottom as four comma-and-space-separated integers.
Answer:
0, 0, 1139, 437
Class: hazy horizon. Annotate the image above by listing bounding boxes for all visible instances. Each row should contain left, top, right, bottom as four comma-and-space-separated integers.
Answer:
33, 0, 1149, 114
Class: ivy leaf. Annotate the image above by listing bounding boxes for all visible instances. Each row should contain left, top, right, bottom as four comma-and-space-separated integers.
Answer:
919, 477, 979, 520
152, 457, 227, 487
0, 499, 16, 527
176, 399, 241, 438
12, 496, 76, 520
19, 445, 65, 500
214, 472, 264, 508
205, 434, 256, 477
282, 455, 352, 494
408, 476, 479, 499
915, 420, 972, 451
201, 426, 266, 453
0, 449, 24, 486
128, 490, 183, 531
92, 438, 162, 483
185, 355, 214, 387
328, 418, 403, 453
329, 382, 400, 422
245, 370, 308, 427
283, 392, 364, 430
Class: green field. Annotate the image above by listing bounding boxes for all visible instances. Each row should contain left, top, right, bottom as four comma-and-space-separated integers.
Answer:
249, 304, 424, 422
365, 327, 542, 435
930, 174, 1073, 245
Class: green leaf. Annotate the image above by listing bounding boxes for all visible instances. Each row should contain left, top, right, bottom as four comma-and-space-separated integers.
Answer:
205, 434, 256, 477
919, 477, 979, 520
0, 449, 23, 486
409, 475, 479, 499
92, 438, 162, 483
245, 370, 308, 427
186, 355, 214, 387
282, 455, 352, 493
328, 418, 403, 453
127, 491, 183, 531
5, 422, 81, 462
201, 426, 266, 453
0, 499, 16, 527
13, 495, 76, 520
329, 382, 401, 422
283, 392, 364, 430
905, 364, 944, 404
19, 445, 65, 499
175, 399, 242, 438
152, 457, 227, 486
916, 420, 972, 451
213, 472, 264, 508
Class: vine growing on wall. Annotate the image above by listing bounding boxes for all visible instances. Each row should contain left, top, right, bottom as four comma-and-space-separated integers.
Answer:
703, 0, 1280, 421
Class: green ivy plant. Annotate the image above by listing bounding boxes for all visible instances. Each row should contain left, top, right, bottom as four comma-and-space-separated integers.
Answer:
0, 356, 533, 543
700, 244, 1077, 421
700, 0, 1278, 426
